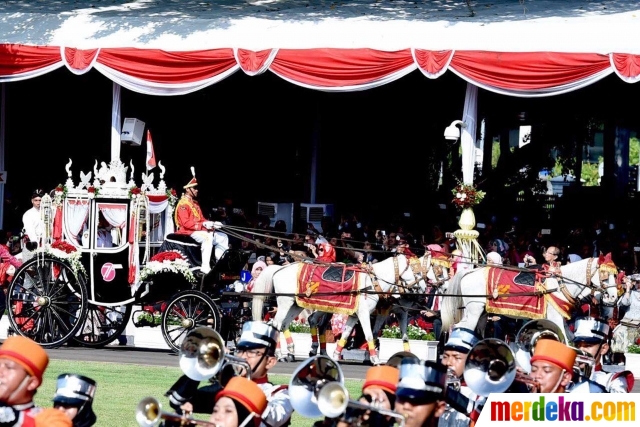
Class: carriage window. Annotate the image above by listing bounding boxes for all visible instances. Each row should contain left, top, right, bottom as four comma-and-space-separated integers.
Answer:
64, 199, 91, 248
95, 203, 128, 249
145, 213, 165, 244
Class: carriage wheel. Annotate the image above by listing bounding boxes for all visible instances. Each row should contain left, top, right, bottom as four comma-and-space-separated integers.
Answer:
161, 290, 221, 353
71, 303, 133, 348
8, 256, 88, 348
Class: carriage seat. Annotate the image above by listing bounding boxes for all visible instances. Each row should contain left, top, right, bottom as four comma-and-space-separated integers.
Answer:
159, 233, 203, 269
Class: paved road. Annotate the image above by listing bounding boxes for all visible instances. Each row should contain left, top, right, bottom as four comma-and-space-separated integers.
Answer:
46, 345, 372, 380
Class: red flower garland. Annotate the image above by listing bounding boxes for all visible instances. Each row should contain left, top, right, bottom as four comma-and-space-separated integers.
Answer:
150, 251, 186, 263
52, 240, 77, 254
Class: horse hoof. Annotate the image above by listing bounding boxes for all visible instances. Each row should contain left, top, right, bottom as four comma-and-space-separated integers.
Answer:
309, 350, 317, 357
370, 355, 381, 365
319, 349, 328, 356
287, 354, 296, 363
278, 357, 288, 363
332, 352, 342, 361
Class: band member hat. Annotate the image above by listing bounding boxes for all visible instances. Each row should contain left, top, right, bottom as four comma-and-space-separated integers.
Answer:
217, 376, 267, 416
444, 328, 480, 354
396, 360, 446, 404
573, 317, 610, 344
53, 374, 97, 406
236, 321, 278, 350
0, 336, 49, 381
530, 339, 576, 373
363, 365, 400, 395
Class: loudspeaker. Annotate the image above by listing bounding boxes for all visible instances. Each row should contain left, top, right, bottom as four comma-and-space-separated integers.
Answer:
121, 118, 145, 146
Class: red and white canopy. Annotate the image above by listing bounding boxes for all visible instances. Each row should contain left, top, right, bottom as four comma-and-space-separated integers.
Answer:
1, 0, 639, 96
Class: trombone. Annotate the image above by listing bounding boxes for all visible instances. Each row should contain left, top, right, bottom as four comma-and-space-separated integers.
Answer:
179, 327, 252, 384
289, 355, 405, 426
136, 397, 216, 427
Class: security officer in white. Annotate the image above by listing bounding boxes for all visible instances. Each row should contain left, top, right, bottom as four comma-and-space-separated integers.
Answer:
573, 317, 633, 393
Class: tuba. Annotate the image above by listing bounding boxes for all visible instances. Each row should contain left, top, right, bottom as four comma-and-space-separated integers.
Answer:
289, 356, 405, 426
464, 338, 540, 396
135, 396, 216, 427
179, 327, 252, 384
515, 319, 566, 373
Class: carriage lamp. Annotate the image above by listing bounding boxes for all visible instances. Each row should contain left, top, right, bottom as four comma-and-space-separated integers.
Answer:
444, 120, 466, 141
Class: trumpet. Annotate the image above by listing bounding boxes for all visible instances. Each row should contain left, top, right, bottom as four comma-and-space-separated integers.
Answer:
318, 381, 405, 427
572, 347, 596, 379
289, 355, 405, 426
179, 327, 252, 384
445, 368, 461, 392
135, 397, 216, 427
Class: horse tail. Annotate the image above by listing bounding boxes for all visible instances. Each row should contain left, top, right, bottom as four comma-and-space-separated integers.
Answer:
441, 271, 464, 333
251, 265, 281, 321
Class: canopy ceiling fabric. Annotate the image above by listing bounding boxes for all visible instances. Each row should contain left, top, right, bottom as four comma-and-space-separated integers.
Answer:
0, 45, 638, 96
0, 1, 637, 96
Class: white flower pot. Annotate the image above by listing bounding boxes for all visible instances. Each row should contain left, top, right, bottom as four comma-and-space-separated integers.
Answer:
378, 338, 438, 362
624, 353, 640, 379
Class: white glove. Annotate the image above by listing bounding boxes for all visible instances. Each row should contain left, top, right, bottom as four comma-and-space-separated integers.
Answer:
203, 221, 215, 230
213, 221, 223, 229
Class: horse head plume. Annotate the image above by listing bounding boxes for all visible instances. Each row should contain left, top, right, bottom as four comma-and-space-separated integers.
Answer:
190, 166, 196, 178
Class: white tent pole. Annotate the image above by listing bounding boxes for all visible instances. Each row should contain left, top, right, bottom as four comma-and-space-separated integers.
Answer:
461, 82, 478, 185
0, 83, 5, 229
111, 82, 122, 162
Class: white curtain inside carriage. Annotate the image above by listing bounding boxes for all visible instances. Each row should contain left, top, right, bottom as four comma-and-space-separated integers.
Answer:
63, 199, 91, 246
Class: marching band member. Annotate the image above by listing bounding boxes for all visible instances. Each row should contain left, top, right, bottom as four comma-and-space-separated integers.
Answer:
0, 336, 72, 426
52, 374, 97, 427
174, 168, 226, 275
338, 365, 400, 427
167, 321, 293, 427
438, 328, 480, 427
529, 339, 575, 393
210, 377, 268, 427
573, 317, 633, 393
395, 359, 447, 427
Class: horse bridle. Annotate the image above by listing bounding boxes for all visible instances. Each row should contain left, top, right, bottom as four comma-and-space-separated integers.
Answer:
556, 257, 616, 308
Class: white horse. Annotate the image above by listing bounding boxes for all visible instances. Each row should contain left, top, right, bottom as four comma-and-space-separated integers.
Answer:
441, 256, 620, 339
251, 254, 424, 365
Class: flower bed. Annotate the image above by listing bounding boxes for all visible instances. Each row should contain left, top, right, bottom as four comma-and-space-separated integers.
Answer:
381, 324, 435, 341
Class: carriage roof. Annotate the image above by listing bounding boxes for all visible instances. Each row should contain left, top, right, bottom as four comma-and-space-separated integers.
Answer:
58, 158, 176, 203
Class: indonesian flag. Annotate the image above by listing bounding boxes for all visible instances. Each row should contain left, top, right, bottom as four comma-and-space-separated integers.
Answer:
146, 130, 157, 169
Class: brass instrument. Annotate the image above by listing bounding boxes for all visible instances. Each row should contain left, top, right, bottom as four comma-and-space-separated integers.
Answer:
445, 368, 461, 392
572, 347, 596, 379
289, 355, 405, 426
179, 327, 252, 384
317, 381, 406, 427
464, 338, 540, 396
135, 397, 216, 427
515, 319, 567, 372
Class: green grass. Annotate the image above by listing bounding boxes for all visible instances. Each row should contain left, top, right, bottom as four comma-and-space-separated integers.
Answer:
35, 360, 364, 427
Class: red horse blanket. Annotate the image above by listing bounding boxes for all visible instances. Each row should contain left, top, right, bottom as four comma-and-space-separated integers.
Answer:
485, 267, 572, 320
296, 263, 360, 315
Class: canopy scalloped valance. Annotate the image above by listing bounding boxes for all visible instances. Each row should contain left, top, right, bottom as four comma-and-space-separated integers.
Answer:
2, 45, 639, 96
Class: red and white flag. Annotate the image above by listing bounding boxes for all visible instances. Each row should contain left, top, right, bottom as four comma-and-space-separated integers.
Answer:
146, 130, 157, 170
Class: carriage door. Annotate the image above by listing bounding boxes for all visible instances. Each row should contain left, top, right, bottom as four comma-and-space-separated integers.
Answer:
90, 200, 131, 304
